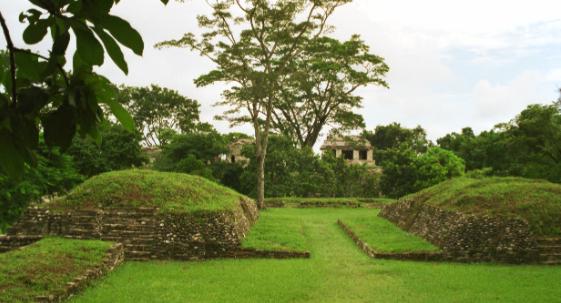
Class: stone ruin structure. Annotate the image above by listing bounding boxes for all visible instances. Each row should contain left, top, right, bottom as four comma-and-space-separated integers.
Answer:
380, 199, 561, 264
2, 198, 259, 261
226, 138, 253, 166
320, 135, 377, 167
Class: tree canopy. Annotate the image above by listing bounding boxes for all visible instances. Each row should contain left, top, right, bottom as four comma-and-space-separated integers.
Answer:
118, 85, 202, 147
437, 103, 561, 183
272, 35, 388, 148
157, 0, 356, 208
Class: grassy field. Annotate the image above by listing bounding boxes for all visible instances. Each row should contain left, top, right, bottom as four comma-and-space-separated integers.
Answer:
0, 238, 113, 302
71, 209, 561, 303
48, 169, 249, 214
405, 177, 561, 235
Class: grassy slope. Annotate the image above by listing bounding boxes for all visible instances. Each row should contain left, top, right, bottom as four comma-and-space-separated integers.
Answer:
342, 209, 439, 252
72, 209, 561, 303
48, 169, 249, 214
405, 177, 561, 235
0, 238, 112, 302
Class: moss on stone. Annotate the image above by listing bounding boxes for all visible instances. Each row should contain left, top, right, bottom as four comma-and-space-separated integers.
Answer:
47, 169, 251, 214
404, 176, 561, 236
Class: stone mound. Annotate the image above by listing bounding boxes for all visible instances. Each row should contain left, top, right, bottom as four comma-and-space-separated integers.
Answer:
6, 170, 259, 260
380, 177, 561, 264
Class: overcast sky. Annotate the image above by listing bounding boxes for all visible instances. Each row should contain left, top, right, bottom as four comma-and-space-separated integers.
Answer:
3, 0, 561, 146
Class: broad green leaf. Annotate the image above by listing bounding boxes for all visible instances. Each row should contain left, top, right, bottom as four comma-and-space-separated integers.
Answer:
12, 116, 39, 150
107, 99, 135, 131
95, 28, 128, 74
42, 105, 77, 150
99, 15, 144, 56
23, 20, 49, 44
14, 51, 46, 82
83, 0, 114, 17
71, 22, 104, 66
52, 31, 70, 56
17, 86, 49, 115
29, 0, 50, 10
86, 74, 117, 102
0, 130, 25, 178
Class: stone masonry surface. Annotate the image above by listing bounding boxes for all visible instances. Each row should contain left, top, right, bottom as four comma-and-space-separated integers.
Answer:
380, 199, 561, 264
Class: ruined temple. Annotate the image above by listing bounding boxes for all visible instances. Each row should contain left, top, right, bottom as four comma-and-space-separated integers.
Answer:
320, 135, 376, 166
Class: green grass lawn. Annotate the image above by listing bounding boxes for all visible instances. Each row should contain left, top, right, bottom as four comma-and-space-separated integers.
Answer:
70, 208, 561, 303
0, 238, 113, 302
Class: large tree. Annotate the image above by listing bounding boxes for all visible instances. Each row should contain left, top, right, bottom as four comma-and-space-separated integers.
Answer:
0, 0, 168, 178
157, 0, 351, 208
118, 85, 202, 147
272, 35, 388, 148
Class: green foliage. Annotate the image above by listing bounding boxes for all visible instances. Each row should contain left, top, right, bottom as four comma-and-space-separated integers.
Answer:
118, 85, 203, 147
363, 122, 429, 165
438, 103, 561, 183
0, 0, 169, 178
240, 136, 336, 197
48, 169, 250, 214
67, 121, 147, 177
0, 237, 112, 302
405, 177, 561, 236
153, 130, 246, 189
413, 147, 466, 190
272, 35, 389, 147
238, 135, 381, 198
380, 147, 465, 198
0, 141, 82, 231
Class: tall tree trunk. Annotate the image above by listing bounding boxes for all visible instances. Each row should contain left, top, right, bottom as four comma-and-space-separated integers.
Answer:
254, 123, 267, 209
256, 149, 266, 209
254, 113, 271, 209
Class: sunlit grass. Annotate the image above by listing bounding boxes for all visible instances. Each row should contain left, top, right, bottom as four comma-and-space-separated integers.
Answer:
71, 209, 561, 303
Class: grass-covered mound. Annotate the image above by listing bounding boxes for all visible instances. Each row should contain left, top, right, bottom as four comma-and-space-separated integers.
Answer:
0, 238, 113, 302
405, 177, 561, 236
48, 169, 250, 214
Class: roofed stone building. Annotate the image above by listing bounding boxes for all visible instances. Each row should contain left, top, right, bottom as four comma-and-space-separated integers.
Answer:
320, 135, 376, 166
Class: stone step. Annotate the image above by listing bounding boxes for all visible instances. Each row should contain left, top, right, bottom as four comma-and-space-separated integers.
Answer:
537, 246, 561, 253
125, 250, 154, 259
536, 237, 561, 245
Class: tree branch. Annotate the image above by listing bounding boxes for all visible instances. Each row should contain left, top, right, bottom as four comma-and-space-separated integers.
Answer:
0, 11, 17, 107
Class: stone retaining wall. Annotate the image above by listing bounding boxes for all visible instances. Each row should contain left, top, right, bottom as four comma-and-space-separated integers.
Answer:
379, 200, 541, 263
337, 220, 443, 262
0, 235, 43, 253
6, 199, 259, 261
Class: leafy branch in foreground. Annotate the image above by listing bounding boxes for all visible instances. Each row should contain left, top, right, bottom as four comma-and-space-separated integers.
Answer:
0, 0, 168, 178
